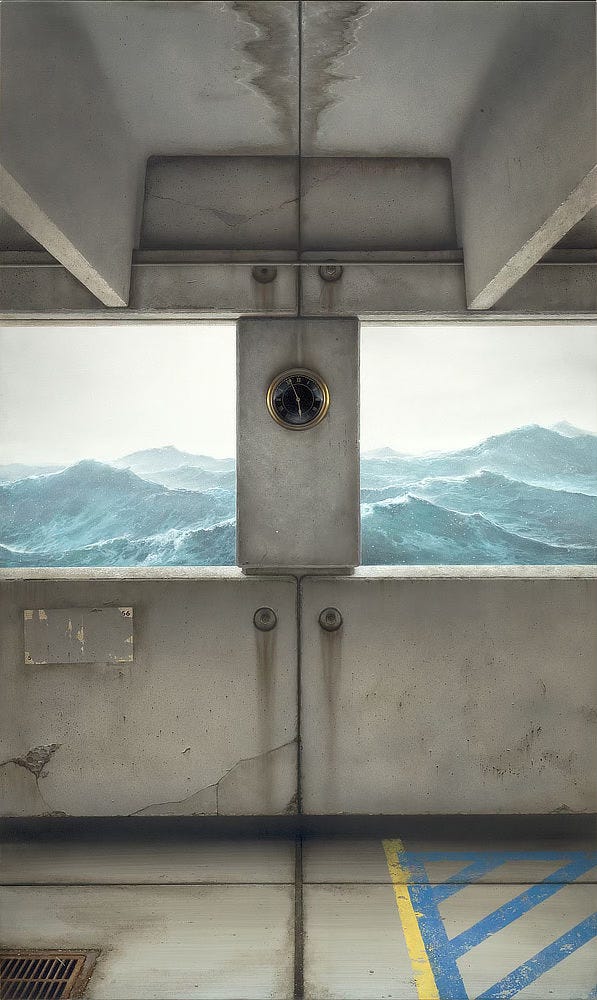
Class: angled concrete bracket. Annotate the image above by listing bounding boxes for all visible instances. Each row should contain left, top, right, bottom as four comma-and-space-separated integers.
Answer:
452, 3, 597, 309
0, 2, 142, 306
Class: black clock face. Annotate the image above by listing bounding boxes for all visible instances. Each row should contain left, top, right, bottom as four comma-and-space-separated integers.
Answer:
267, 369, 330, 429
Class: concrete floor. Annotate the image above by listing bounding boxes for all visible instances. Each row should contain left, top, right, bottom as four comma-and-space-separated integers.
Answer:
1, 826, 595, 999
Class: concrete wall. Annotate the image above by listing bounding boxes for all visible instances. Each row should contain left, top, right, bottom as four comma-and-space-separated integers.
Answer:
301, 573, 597, 814
0, 2, 142, 305
0, 574, 297, 816
2, 570, 595, 817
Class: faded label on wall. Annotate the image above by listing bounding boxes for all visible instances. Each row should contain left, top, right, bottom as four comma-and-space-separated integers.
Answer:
23, 607, 134, 664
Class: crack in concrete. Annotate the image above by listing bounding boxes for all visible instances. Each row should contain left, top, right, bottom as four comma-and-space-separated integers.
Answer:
147, 192, 298, 228
301, 1, 374, 150
229, 1, 298, 147
131, 738, 298, 816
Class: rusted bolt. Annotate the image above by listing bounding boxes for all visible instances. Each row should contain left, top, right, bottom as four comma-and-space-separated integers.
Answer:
318, 264, 343, 283
319, 607, 343, 632
252, 265, 277, 284
254, 607, 277, 631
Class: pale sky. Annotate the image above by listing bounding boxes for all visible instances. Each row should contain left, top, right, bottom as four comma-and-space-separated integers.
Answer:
0, 322, 596, 465
360, 323, 597, 454
0, 324, 237, 464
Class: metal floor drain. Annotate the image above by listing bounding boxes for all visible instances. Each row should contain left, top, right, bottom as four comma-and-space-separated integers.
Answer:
0, 951, 98, 999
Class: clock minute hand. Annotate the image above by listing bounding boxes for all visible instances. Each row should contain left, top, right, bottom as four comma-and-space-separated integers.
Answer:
292, 382, 302, 418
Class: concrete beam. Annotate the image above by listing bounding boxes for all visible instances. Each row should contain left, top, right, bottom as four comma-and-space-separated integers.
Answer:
1, 254, 595, 318
0, 1, 141, 306
452, 3, 597, 309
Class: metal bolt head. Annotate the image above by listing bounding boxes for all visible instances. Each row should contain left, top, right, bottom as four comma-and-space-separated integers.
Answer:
318, 264, 343, 283
319, 607, 343, 632
252, 265, 278, 284
254, 607, 277, 631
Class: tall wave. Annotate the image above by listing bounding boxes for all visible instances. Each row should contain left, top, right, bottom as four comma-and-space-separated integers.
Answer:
361, 494, 596, 565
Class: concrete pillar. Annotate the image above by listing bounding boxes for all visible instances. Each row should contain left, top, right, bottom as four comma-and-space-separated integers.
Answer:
0, 1, 141, 306
452, 2, 597, 310
237, 317, 360, 572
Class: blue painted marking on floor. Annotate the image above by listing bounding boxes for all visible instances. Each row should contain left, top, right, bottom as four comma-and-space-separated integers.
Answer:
393, 845, 597, 1000
450, 857, 597, 959
475, 912, 597, 1000
396, 846, 469, 998
432, 856, 508, 903
587, 984, 597, 998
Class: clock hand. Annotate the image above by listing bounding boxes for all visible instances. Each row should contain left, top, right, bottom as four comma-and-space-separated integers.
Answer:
292, 382, 302, 418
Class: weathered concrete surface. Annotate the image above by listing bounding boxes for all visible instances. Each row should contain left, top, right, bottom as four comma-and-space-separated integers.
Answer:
302, 838, 597, 884
0, 838, 296, 884
237, 317, 359, 571
68, 0, 299, 156
0, 577, 297, 816
0, 208, 41, 251
23, 606, 133, 665
140, 157, 299, 250
0, 885, 295, 999
452, 3, 597, 308
300, 2, 519, 156
0, 256, 299, 316
301, 158, 456, 251
2, 255, 595, 318
303, 882, 597, 999
301, 577, 597, 814
0, 3, 141, 306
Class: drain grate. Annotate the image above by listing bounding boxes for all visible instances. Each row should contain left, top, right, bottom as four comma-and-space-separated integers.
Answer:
0, 951, 98, 999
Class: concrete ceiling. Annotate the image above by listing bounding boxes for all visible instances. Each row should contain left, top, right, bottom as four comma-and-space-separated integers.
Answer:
60, 0, 587, 160
68, 0, 299, 157
1, 0, 595, 307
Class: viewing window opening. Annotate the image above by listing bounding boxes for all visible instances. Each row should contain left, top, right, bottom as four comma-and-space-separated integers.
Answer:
0, 324, 236, 567
360, 323, 597, 566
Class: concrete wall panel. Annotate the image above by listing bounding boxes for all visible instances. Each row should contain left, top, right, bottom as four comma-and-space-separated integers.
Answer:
0, 576, 297, 816
301, 575, 597, 814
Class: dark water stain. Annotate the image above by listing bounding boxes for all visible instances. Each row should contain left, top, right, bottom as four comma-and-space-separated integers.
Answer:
320, 628, 342, 803
301, 2, 375, 149
255, 628, 277, 810
229, 1, 299, 147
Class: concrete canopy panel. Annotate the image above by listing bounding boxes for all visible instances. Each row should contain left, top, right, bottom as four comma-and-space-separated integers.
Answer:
300, 576, 597, 814
140, 157, 299, 250
300, 1, 521, 157
237, 318, 359, 571
0, 577, 298, 816
300, 158, 457, 251
68, 0, 300, 157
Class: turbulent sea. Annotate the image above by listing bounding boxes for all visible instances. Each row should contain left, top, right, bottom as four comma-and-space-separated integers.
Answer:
1, 425, 596, 566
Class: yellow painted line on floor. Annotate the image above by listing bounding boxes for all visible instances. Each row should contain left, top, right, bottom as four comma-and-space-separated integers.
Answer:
383, 838, 440, 1000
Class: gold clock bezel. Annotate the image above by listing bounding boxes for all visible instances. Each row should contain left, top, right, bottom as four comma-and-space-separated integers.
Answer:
266, 368, 330, 430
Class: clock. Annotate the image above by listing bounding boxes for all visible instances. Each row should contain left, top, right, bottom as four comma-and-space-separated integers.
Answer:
266, 368, 330, 430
